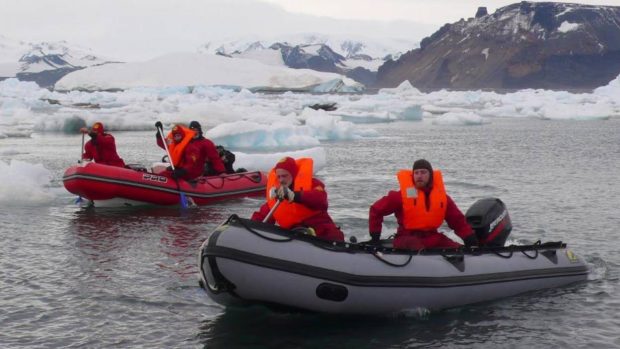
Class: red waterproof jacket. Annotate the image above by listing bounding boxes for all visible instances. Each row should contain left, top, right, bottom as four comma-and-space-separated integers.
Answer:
251, 178, 344, 242
82, 134, 125, 168
157, 137, 204, 180
193, 137, 226, 175
369, 188, 474, 249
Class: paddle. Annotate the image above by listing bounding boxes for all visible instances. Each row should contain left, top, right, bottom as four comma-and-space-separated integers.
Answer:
79, 132, 85, 163
156, 123, 191, 209
261, 186, 286, 222
75, 132, 86, 204
263, 199, 282, 223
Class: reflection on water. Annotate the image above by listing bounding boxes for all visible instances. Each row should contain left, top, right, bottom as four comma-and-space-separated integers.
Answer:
68, 206, 228, 281
196, 304, 517, 349
196, 282, 594, 349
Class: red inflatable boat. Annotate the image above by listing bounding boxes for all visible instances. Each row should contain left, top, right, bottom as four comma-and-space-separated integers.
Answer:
63, 162, 266, 207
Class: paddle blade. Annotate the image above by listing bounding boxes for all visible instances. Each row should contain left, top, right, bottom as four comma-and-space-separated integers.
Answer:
179, 192, 189, 209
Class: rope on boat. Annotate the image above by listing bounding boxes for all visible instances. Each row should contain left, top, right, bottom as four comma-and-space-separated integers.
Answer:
371, 251, 414, 267
520, 240, 541, 259
200, 172, 264, 190
234, 214, 294, 242
232, 215, 370, 253
229, 216, 565, 262
491, 248, 514, 259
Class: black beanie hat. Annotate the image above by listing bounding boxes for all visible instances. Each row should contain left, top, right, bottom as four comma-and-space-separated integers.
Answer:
413, 159, 433, 172
189, 121, 202, 131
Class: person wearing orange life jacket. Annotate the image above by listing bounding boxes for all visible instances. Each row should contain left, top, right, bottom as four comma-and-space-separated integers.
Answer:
368, 159, 478, 249
251, 157, 344, 242
155, 122, 204, 180
80, 122, 126, 168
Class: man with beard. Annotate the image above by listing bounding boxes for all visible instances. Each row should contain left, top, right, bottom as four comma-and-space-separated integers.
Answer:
368, 159, 478, 249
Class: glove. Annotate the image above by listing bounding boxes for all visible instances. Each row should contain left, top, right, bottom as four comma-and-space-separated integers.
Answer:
79, 127, 89, 134
369, 232, 381, 245
292, 226, 316, 236
463, 234, 479, 247
155, 121, 163, 130
172, 168, 187, 179
276, 186, 295, 202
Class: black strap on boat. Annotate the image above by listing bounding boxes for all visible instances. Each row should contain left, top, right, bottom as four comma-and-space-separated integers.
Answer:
233, 215, 367, 253
200, 230, 239, 296
371, 250, 414, 267
520, 240, 541, 259
491, 248, 514, 259
541, 249, 558, 264
440, 250, 466, 272
228, 216, 569, 261
309, 239, 348, 252
233, 214, 294, 242
205, 256, 237, 295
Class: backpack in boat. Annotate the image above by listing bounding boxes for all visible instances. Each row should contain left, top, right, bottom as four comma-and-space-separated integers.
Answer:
465, 197, 512, 246
205, 145, 245, 175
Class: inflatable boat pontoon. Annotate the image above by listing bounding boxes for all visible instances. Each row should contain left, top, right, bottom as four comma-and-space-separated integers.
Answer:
63, 162, 266, 207
198, 214, 588, 314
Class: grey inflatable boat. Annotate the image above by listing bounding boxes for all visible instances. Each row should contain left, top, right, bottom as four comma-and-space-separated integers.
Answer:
198, 214, 588, 314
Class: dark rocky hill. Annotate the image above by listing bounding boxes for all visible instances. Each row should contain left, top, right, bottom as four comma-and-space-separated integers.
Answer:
272, 43, 377, 86
375, 2, 620, 91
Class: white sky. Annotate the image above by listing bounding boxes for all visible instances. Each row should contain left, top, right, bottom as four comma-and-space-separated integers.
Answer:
1, 0, 618, 61
262, 0, 618, 23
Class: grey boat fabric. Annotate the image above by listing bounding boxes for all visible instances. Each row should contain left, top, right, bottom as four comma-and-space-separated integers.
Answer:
198, 216, 588, 314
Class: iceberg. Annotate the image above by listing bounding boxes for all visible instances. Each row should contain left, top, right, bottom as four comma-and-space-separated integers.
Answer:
55, 52, 364, 93
0, 160, 55, 206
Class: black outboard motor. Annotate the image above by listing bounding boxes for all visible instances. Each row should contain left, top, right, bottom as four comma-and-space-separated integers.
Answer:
465, 198, 512, 246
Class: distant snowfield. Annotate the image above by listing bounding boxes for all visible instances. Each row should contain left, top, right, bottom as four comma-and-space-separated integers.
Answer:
55, 52, 363, 93
1, 74, 620, 149
233, 49, 285, 67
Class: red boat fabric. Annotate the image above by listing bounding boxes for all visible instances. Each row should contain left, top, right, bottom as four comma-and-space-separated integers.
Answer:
63, 162, 266, 206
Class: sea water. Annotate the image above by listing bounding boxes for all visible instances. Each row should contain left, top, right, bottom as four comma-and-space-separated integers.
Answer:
1, 117, 619, 348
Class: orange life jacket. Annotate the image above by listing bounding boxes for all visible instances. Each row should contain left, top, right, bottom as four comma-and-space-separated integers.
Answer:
165, 125, 196, 167
266, 158, 319, 229
397, 169, 447, 230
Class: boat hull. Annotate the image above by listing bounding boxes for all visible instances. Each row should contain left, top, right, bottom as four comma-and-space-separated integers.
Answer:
63, 162, 266, 206
198, 216, 589, 314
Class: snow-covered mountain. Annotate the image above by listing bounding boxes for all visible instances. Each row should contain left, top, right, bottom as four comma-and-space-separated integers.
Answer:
0, 36, 114, 88
54, 52, 363, 93
201, 33, 415, 61
376, 2, 620, 90
199, 33, 417, 85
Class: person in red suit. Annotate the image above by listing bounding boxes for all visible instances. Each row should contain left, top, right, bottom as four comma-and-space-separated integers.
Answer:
368, 159, 478, 249
80, 122, 125, 168
188, 121, 226, 176
156, 123, 204, 181
251, 157, 344, 242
